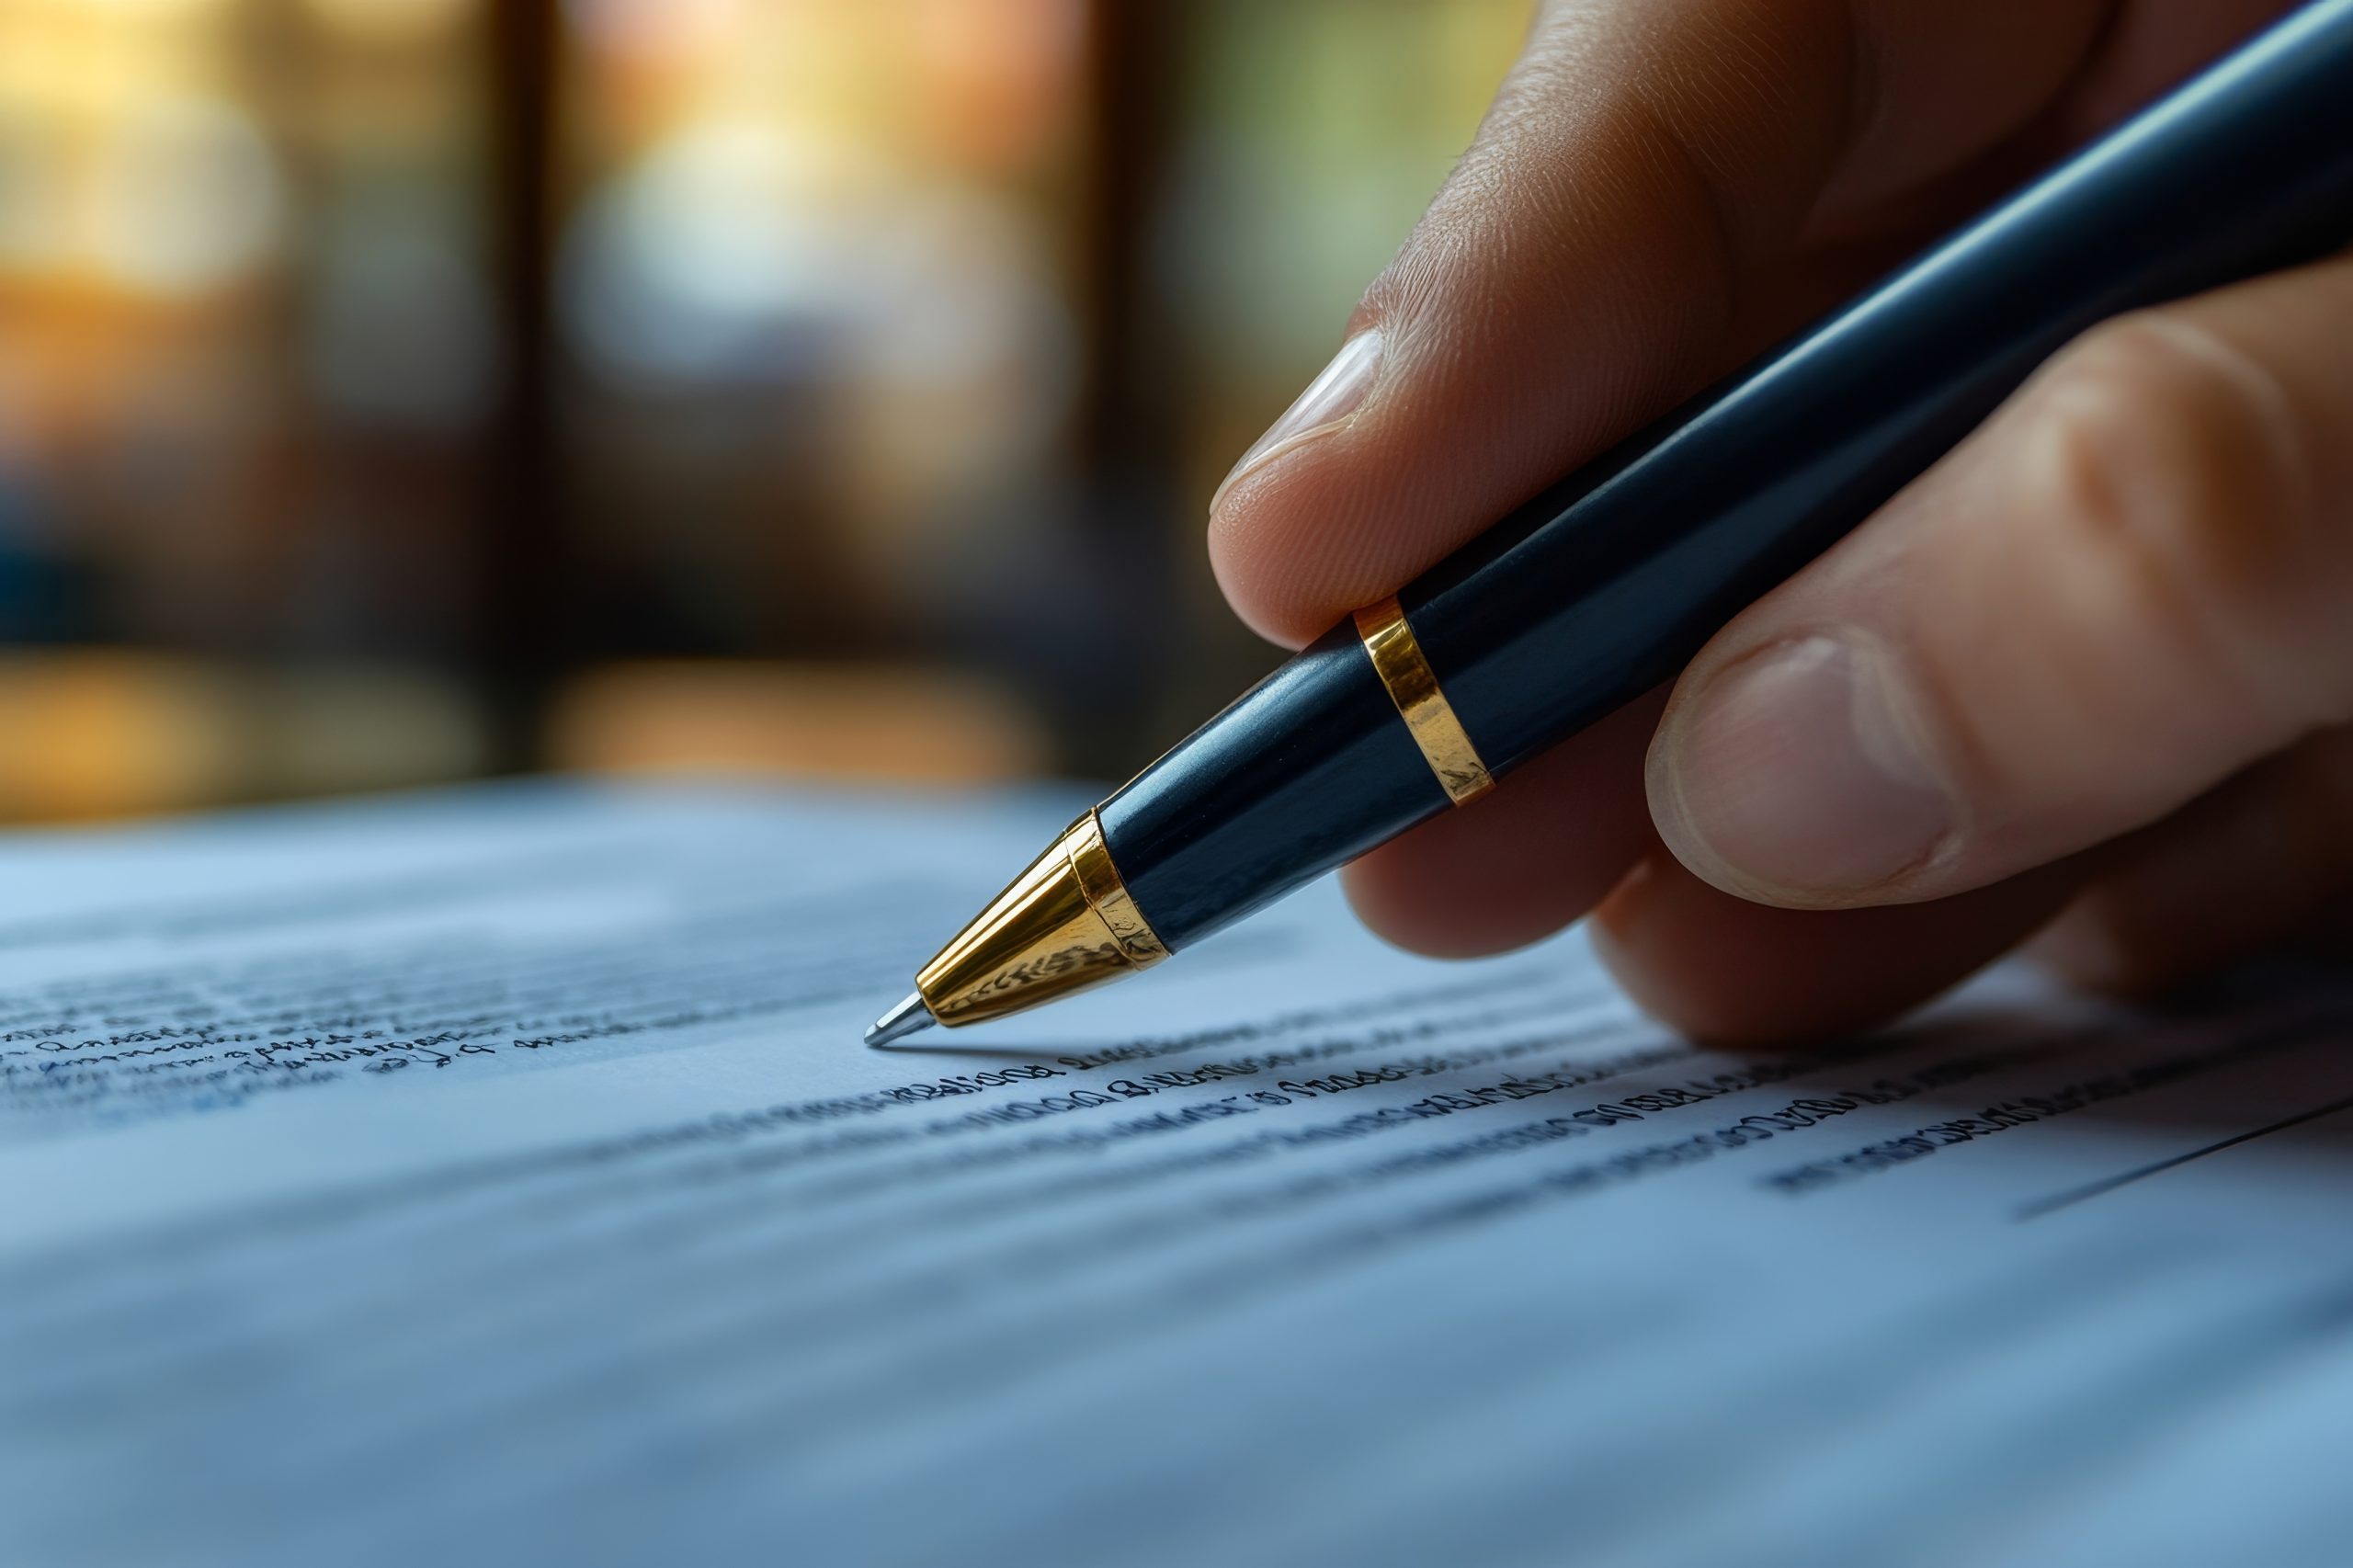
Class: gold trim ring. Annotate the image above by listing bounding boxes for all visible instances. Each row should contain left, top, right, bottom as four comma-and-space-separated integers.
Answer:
1353, 595, 1495, 805
914, 808, 1165, 1028
1068, 809, 1168, 964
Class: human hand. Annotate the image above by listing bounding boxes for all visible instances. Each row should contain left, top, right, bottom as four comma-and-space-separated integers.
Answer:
1209, 0, 2351, 1041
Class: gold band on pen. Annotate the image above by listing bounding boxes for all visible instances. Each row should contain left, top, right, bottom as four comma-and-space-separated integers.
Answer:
1354, 595, 1495, 806
1067, 809, 1167, 965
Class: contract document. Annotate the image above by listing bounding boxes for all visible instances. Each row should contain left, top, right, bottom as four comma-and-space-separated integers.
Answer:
3, 784, 2350, 1567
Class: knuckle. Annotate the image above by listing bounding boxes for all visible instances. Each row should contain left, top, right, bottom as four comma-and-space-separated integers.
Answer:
2021, 314, 2333, 723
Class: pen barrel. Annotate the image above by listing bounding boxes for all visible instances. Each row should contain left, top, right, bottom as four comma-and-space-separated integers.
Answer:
1102, 0, 2353, 954
1408, 0, 2353, 768
1102, 629, 1450, 949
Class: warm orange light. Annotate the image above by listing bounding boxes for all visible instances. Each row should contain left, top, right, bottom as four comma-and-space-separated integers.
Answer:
547, 663, 1051, 786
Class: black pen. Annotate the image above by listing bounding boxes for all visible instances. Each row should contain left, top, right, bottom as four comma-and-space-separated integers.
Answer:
866, 0, 2353, 1048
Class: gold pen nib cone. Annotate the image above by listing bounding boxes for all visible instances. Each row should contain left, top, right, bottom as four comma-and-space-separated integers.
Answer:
911, 810, 1168, 1030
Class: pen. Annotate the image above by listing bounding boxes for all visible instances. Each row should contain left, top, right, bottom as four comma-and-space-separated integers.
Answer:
867, 0, 2353, 1049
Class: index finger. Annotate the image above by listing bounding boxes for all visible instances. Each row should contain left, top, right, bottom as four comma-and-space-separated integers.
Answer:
1207, 0, 2120, 648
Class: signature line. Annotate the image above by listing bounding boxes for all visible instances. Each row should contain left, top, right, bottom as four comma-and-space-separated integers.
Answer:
2015, 1091, 2353, 1221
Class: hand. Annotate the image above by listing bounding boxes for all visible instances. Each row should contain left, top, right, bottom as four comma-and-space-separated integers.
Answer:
1209, 0, 2352, 1042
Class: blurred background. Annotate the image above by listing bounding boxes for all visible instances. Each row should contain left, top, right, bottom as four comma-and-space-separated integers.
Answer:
0, 0, 1530, 820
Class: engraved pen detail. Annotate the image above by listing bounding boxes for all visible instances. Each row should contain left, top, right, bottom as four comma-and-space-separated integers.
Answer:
911, 808, 1167, 1029
1354, 595, 1495, 805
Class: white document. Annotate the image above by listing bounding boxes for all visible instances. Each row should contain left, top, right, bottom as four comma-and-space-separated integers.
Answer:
1, 783, 2349, 1568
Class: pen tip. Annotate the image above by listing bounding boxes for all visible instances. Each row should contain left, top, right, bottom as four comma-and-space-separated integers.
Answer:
865, 993, 936, 1049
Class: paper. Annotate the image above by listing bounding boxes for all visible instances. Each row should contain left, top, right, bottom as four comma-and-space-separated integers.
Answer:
2, 783, 2350, 1568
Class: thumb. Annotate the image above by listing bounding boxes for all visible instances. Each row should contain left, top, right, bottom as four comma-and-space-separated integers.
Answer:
1647, 256, 2353, 910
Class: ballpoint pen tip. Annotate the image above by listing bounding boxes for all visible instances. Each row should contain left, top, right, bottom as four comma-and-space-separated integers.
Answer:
865, 993, 936, 1048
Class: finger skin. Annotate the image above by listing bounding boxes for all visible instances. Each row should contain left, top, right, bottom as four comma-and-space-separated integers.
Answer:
1210, 0, 2119, 650
1592, 850, 2085, 1046
1207, 1, 2306, 651
2028, 0, 2304, 155
2034, 728, 2353, 994
1214, 0, 2308, 1052
1650, 256, 2353, 910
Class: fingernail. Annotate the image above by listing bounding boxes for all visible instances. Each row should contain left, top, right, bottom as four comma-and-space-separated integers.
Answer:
1654, 634, 1960, 901
1210, 330, 1382, 517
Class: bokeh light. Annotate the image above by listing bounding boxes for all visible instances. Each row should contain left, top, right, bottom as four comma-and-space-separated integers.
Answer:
84, 95, 284, 296
0, 0, 1533, 817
